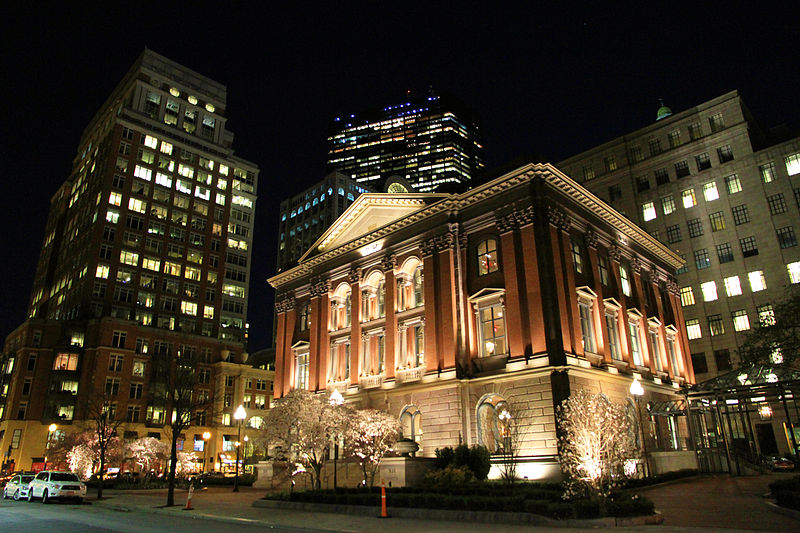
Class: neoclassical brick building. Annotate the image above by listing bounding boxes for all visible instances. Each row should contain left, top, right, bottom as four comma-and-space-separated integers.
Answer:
268, 162, 696, 479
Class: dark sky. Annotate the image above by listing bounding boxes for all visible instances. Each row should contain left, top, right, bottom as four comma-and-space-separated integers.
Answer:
1, 3, 797, 350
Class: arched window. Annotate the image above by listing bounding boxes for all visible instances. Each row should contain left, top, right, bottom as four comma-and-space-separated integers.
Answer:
476, 393, 511, 454
330, 283, 351, 330
400, 405, 423, 452
477, 238, 499, 275
361, 270, 386, 321
397, 257, 424, 311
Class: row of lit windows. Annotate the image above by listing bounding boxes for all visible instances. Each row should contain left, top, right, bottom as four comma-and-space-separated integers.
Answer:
685, 304, 775, 341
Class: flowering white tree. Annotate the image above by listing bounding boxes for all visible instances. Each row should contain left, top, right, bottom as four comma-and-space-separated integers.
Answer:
344, 408, 400, 487
557, 389, 634, 505
67, 443, 96, 480
263, 389, 347, 489
126, 437, 170, 474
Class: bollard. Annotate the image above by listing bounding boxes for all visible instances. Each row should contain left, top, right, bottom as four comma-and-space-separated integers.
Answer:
183, 482, 194, 511
380, 481, 388, 518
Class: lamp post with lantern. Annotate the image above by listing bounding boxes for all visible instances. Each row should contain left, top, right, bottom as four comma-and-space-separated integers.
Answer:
202, 431, 211, 473
45, 424, 57, 468
233, 405, 246, 492
629, 376, 650, 477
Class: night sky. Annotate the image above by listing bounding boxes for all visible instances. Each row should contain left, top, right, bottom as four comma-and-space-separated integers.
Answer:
2, 3, 797, 351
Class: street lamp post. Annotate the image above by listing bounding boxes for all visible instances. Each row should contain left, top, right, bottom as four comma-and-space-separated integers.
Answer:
329, 390, 344, 490
630, 376, 650, 477
233, 405, 246, 492
202, 431, 211, 473
243, 435, 249, 472
45, 424, 57, 468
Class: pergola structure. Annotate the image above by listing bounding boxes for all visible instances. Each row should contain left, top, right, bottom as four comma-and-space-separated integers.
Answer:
686, 363, 800, 475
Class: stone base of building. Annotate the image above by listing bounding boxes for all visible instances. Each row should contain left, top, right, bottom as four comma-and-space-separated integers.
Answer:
649, 450, 698, 475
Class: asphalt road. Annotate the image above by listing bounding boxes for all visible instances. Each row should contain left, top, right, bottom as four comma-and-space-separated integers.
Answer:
0, 497, 323, 533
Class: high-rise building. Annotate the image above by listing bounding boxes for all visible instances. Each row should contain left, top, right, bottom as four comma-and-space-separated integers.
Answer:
276, 172, 373, 273
326, 90, 485, 192
558, 91, 800, 380
0, 50, 270, 474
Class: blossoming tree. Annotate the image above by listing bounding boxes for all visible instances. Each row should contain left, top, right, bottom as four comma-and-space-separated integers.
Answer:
344, 408, 400, 487
557, 389, 634, 505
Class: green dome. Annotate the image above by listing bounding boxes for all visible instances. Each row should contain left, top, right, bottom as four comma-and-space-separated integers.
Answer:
656, 99, 672, 121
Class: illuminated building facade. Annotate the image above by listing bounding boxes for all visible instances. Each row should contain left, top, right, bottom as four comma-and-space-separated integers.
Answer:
0, 50, 268, 473
559, 91, 800, 379
326, 91, 485, 192
277, 172, 373, 273
270, 163, 696, 482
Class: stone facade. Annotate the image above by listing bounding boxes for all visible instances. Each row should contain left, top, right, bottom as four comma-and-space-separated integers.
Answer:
268, 163, 696, 480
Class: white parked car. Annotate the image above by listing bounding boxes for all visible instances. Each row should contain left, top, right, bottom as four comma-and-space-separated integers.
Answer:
3, 474, 35, 500
27, 471, 86, 503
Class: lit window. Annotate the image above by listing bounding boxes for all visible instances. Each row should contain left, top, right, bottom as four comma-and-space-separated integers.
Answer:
169, 87, 180, 97
701, 281, 718, 302
708, 314, 725, 336
628, 316, 643, 366
188, 95, 198, 105
604, 306, 621, 360
724, 276, 742, 296
748, 271, 767, 292
203, 305, 215, 319
295, 349, 309, 391
120, 250, 139, 266
478, 304, 506, 357
96, 264, 110, 279
732, 310, 750, 332
134, 165, 152, 181
109, 192, 122, 206
661, 196, 675, 215
181, 301, 197, 316
686, 319, 702, 340
128, 198, 146, 213
679, 286, 695, 306
571, 239, 583, 273
702, 182, 719, 201
682, 188, 696, 208
577, 290, 597, 354
143, 135, 158, 149
787, 262, 800, 284
757, 304, 775, 326
477, 238, 499, 276
106, 209, 120, 224
642, 201, 656, 221
784, 153, 800, 176
724, 174, 742, 194
619, 264, 631, 296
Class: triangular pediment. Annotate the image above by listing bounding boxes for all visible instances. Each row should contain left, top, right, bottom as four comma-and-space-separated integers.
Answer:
299, 193, 445, 262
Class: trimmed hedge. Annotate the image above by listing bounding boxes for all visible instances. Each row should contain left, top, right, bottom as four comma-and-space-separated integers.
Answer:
265, 484, 656, 519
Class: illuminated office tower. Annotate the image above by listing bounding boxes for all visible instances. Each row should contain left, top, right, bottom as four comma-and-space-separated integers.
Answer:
0, 50, 270, 475
558, 91, 800, 379
327, 90, 484, 192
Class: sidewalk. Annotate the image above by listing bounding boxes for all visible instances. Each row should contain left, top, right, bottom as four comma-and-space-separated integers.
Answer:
89, 474, 800, 532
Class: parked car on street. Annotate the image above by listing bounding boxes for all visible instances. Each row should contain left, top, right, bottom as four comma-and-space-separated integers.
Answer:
767, 455, 796, 471
3, 473, 35, 500
27, 471, 87, 503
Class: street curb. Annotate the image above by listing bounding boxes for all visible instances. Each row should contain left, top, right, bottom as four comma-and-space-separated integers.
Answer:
253, 499, 663, 528
765, 500, 800, 521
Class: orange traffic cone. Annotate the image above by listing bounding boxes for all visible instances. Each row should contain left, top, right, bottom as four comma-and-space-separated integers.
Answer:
184, 482, 194, 511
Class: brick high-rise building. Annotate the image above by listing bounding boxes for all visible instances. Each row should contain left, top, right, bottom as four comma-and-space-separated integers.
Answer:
558, 91, 800, 380
0, 50, 270, 474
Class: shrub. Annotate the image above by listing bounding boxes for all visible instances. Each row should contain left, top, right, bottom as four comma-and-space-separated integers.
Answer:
606, 494, 655, 517
546, 501, 575, 519
432, 444, 491, 480
573, 498, 602, 519
423, 464, 474, 487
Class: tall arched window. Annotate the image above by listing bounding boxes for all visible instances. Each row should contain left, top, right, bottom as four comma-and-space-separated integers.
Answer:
477, 238, 499, 275
476, 393, 511, 454
330, 283, 351, 330
398, 257, 424, 311
361, 270, 386, 322
400, 405, 423, 453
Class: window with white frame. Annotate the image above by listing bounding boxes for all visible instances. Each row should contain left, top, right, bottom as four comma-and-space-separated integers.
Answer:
576, 287, 597, 354
648, 319, 663, 372
732, 310, 750, 332
785, 153, 800, 176
685, 319, 702, 340
400, 405, 423, 451
477, 238, 499, 276
471, 290, 507, 358
604, 299, 622, 361
330, 284, 352, 330
397, 320, 425, 369
628, 311, 644, 366
702, 181, 719, 201
642, 201, 657, 222
360, 329, 386, 376
329, 340, 350, 383
476, 393, 511, 455
619, 263, 631, 296
665, 327, 680, 376
294, 343, 309, 391
361, 271, 386, 322
724, 276, 742, 297
397, 258, 424, 311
